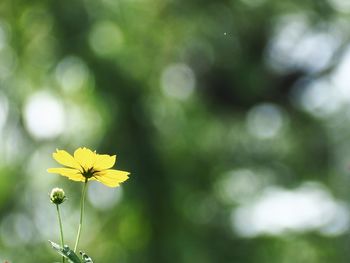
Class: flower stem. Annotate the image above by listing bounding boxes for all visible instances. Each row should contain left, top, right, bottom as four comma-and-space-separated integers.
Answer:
56, 204, 65, 263
74, 179, 88, 253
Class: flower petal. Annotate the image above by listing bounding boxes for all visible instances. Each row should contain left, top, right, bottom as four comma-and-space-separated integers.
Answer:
53, 149, 82, 170
94, 154, 116, 171
47, 168, 85, 182
94, 169, 129, 187
74, 147, 96, 171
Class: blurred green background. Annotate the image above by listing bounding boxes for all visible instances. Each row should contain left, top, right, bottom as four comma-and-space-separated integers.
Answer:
1, 0, 350, 262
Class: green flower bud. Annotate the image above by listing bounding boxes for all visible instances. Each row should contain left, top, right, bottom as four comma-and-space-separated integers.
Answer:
50, 187, 66, 205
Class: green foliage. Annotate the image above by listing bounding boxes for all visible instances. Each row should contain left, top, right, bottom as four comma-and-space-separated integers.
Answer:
0, 0, 349, 262
80, 251, 94, 263
49, 241, 81, 263
49, 241, 93, 263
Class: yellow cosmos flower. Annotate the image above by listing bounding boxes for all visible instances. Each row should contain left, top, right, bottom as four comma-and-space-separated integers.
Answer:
47, 147, 130, 187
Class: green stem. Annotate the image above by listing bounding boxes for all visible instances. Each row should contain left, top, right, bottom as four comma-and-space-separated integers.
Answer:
56, 204, 65, 263
74, 179, 88, 253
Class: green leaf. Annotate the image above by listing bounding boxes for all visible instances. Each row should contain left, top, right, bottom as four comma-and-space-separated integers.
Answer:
49, 240, 81, 263
80, 251, 94, 263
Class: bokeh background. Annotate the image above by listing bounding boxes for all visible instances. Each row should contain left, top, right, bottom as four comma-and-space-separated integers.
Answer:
1, 0, 350, 262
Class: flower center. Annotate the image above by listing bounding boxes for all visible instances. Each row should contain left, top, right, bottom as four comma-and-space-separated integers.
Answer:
82, 167, 96, 178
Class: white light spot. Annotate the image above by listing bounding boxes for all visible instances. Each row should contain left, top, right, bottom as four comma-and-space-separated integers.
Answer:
161, 63, 196, 100
232, 182, 350, 237
216, 169, 265, 204
296, 78, 340, 118
89, 21, 124, 57
246, 103, 284, 139
23, 91, 65, 140
0, 93, 9, 131
331, 47, 350, 103
266, 14, 339, 73
328, 0, 350, 13
62, 103, 104, 144
293, 46, 350, 118
55, 56, 89, 93
87, 181, 123, 211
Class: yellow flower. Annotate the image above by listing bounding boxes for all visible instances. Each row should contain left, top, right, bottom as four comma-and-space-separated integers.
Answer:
47, 147, 130, 187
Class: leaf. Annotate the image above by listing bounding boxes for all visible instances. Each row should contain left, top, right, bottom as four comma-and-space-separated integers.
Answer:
80, 251, 94, 263
49, 240, 81, 263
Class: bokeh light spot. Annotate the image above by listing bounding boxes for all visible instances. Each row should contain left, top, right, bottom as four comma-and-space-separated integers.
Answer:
246, 103, 284, 139
216, 168, 274, 204
89, 21, 124, 57
23, 91, 65, 140
55, 56, 90, 93
87, 181, 123, 211
266, 14, 339, 73
161, 63, 196, 100
328, 0, 350, 13
232, 182, 349, 237
0, 93, 9, 132
295, 78, 340, 118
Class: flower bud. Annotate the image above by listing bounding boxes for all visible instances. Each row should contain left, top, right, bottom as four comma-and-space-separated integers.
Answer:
50, 187, 66, 205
